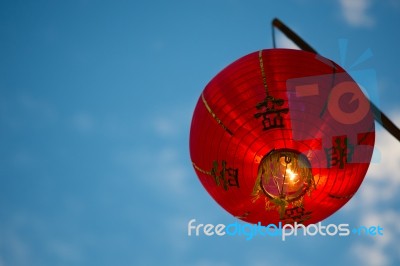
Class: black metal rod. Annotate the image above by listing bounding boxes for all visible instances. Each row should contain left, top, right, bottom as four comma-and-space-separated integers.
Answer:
271, 18, 400, 142
272, 18, 317, 54
371, 102, 400, 141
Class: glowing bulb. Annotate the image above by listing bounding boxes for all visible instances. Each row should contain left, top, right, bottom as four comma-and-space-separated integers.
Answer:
258, 149, 312, 201
286, 169, 298, 182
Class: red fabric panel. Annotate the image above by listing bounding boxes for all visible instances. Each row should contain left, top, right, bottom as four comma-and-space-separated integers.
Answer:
189, 49, 375, 226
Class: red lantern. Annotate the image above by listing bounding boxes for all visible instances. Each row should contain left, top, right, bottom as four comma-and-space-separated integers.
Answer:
189, 49, 375, 225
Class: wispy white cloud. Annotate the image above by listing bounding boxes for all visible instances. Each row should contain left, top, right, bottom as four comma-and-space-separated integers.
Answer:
70, 112, 95, 134
338, 0, 375, 27
114, 145, 190, 196
362, 113, 400, 202
153, 147, 189, 194
152, 107, 192, 139
164, 215, 193, 257
343, 111, 400, 265
151, 40, 166, 52
351, 242, 389, 266
18, 93, 58, 122
0, 211, 86, 266
153, 116, 179, 137
113, 106, 192, 196
0, 231, 31, 266
46, 240, 82, 262
350, 209, 400, 266
0, 92, 58, 130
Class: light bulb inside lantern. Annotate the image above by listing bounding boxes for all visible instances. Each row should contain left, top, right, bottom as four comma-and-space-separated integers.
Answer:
286, 169, 298, 182
258, 149, 312, 201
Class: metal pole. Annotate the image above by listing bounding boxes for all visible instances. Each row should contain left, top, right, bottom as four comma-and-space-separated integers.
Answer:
271, 18, 400, 142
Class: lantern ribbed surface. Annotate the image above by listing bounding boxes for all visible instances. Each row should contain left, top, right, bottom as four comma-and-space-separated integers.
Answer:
190, 49, 375, 225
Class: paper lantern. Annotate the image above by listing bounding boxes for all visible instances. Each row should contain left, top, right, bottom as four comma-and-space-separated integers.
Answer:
189, 49, 375, 226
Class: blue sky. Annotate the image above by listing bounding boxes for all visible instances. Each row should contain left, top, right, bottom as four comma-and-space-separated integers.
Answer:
1, 0, 400, 265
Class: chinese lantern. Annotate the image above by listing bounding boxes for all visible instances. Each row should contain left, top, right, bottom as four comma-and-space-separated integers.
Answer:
189, 49, 375, 226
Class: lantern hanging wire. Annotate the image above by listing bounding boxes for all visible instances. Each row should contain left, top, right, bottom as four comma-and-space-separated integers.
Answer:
271, 18, 400, 142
